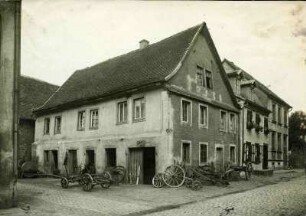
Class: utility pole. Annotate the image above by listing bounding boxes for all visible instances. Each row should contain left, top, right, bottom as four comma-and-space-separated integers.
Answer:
0, 0, 21, 208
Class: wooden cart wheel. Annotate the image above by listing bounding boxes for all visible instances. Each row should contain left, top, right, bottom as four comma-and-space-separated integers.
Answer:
162, 165, 185, 188
112, 166, 126, 183
152, 173, 165, 188
184, 177, 193, 188
60, 177, 69, 189
191, 180, 203, 191
82, 173, 93, 191
100, 171, 112, 189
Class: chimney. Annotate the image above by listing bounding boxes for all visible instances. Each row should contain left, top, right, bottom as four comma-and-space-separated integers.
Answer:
139, 39, 149, 49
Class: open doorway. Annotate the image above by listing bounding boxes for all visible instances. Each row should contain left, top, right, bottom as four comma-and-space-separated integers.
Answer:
86, 149, 95, 174
262, 144, 268, 169
129, 147, 155, 184
68, 150, 78, 174
105, 148, 117, 167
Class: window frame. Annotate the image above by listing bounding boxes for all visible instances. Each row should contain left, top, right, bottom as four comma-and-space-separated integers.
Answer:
181, 98, 192, 125
196, 65, 205, 87
220, 110, 227, 132
133, 97, 145, 122
89, 109, 99, 130
229, 145, 236, 164
199, 142, 208, 165
181, 140, 192, 165
198, 104, 208, 128
205, 69, 213, 89
229, 113, 236, 133
77, 110, 86, 131
54, 116, 62, 134
117, 101, 128, 124
43, 117, 50, 135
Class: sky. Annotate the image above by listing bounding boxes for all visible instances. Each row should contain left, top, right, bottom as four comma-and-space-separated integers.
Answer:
21, 1, 306, 112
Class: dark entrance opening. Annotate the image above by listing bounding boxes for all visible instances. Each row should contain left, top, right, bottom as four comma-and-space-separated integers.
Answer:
52, 150, 58, 170
143, 147, 155, 184
105, 148, 117, 167
68, 150, 78, 174
263, 144, 268, 169
129, 147, 155, 184
86, 150, 96, 174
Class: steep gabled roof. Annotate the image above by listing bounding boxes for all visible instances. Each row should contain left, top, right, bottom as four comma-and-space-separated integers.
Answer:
223, 58, 291, 108
34, 23, 240, 115
20, 75, 59, 120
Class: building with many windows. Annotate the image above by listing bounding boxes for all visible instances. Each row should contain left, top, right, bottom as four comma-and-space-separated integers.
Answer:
33, 22, 241, 183
223, 59, 291, 170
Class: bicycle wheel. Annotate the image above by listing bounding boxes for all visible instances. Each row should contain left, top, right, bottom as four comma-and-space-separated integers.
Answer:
162, 165, 185, 188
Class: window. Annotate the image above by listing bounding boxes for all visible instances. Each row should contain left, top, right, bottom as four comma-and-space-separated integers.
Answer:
199, 143, 208, 164
243, 142, 252, 163
247, 110, 253, 130
133, 98, 145, 121
264, 117, 269, 134
271, 132, 276, 160
90, 109, 99, 129
182, 142, 191, 164
255, 143, 261, 164
44, 118, 50, 135
255, 114, 262, 132
229, 113, 236, 132
205, 70, 213, 89
278, 106, 281, 124
117, 101, 128, 123
181, 100, 191, 123
54, 116, 61, 134
196, 66, 204, 86
284, 109, 288, 126
220, 110, 227, 131
199, 104, 208, 127
105, 148, 116, 167
77, 111, 85, 130
272, 104, 276, 122
277, 133, 282, 159
230, 146, 236, 163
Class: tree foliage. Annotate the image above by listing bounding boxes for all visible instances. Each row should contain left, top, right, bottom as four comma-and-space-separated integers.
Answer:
289, 111, 306, 167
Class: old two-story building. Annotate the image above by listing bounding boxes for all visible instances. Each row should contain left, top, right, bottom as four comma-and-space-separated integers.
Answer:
33, 22, 241, 184
223, 59, 291, 170
19, 75, 58, 162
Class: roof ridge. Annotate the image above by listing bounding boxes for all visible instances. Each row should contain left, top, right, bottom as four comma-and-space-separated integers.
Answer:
21, 74, 59, 88
77, 23, 203, 73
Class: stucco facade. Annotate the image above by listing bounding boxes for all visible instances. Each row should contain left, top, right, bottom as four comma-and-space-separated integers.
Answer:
33, 23, 240, 183
223, 59, 291, 170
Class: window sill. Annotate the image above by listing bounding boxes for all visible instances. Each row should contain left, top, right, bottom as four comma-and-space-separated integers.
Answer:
219, 129, 227, 132
77, 128, 85, 131
43, 133, 50, 136
181, 121, 192, 126
199, 162, 208, 166
199, 124, 208, 129
133, 118, 145, 123
89, 127, 99, 130
116, 121, 128, 125
54, 132, 61, 135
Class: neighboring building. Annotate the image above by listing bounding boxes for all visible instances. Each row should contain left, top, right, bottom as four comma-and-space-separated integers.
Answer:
33, 22, 241, 183
223, 59, 291, 170
19, 75, 59, 162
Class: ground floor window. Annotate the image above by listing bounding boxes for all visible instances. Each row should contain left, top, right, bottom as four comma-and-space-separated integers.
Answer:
229, 146, 236, 163
199, 143, 208, 165
105, 148, 117, 167
182, 142, 191, 164
255, 144, 261, 164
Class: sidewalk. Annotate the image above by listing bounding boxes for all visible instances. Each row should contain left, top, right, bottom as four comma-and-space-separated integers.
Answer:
0, 169, 304, 216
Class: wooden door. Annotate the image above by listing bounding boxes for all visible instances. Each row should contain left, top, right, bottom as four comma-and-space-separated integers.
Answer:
262, 144, 268, 169
68, 150, 78, 174
215, 147, 224, 172
129, 148, 143, 184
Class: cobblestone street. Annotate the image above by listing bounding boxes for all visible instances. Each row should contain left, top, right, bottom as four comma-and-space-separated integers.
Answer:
147, 174, 306, 216
0, 170, 305, 216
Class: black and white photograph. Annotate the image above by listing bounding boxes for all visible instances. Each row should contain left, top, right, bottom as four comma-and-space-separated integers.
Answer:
0, 0, 306, 215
